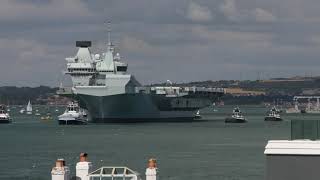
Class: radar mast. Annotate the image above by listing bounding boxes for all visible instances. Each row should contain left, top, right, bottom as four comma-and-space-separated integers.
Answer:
105, 21, 114, 52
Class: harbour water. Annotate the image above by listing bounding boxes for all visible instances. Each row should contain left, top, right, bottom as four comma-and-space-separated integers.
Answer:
1, 105, 317, 180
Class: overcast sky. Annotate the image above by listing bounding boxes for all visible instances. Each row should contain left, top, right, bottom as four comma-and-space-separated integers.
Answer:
1, 0, 320, 86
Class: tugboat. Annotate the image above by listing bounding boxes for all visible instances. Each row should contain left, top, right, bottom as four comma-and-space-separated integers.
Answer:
265, 106, 282, 121
58, 102, 88, 125
0, 105, 11, 123
225, 107, 246, 123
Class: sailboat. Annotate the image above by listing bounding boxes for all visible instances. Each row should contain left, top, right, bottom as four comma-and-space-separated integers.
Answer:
7, 102, 11, 112
212, 102, 218, 112
26, 100, 33, 115
35, 109, 41, 116
55, 103, 59, 112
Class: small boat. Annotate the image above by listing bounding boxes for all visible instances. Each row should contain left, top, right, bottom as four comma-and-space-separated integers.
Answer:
265, 106, 282, 121
58, 102, 88, 125
19, 108, 25, 114
41, 115, 53, 121
26, 100, 33, 115
41, 108, 53, 120
194, 110, 201, 119
286, 100, 301, 113
0, 105, 11, 123
35, 109, 41, 116
212, 103, 218, 112
225, 107, 246, 123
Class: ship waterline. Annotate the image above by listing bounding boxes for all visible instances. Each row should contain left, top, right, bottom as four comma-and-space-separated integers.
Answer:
77, 92, 219, 122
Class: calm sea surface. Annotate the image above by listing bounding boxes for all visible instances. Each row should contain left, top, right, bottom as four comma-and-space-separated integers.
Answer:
0, 105, 318, 180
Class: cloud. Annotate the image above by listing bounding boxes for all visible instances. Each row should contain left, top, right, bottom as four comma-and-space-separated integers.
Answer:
189, 25, 274, 52
0, 0, 92, 22
120, 36, 155, 54
219, 0, 239, 21
219, 0, 276, 23
0, 0, 320, 86
0, 38, 67, 86
253, 8, 276, 23
186, 1, 213, 22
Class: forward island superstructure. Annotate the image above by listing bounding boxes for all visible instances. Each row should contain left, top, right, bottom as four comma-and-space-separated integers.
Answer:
58, 27, 225, 122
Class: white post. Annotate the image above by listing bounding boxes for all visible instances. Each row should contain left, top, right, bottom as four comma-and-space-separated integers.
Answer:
51, 159, 70, 180
145, 158, 158, 180
76, 153, 92, 180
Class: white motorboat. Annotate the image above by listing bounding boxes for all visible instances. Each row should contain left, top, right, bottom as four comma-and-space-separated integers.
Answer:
225, 107, 246, 123
0, 105, 11, 123
265, 106, 282, 121
58, 102, 88, 125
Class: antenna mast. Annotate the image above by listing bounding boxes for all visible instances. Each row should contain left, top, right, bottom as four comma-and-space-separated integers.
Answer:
106, 21, 112, 46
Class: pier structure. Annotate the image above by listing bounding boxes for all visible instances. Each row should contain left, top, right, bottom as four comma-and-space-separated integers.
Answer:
265, 120, 320, 180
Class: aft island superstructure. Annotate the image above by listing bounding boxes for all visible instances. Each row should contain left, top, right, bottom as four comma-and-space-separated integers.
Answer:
59, 29, 224, 122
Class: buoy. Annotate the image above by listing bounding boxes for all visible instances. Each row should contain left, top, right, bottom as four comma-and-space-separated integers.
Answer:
146, 158, 158, 180
76, 153, 92, 180
51, 159, 70, 180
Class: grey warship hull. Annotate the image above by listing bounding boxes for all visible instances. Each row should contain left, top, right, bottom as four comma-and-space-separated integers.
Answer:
60, 37, 225, 123
76, 93, 222, 123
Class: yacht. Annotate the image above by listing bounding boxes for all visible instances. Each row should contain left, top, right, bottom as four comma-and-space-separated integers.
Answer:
225, 107, 246, 123
26, 100, 32, 115
265, 106, 282, 121
0, 105, 11, 123
58, 102, 88, 125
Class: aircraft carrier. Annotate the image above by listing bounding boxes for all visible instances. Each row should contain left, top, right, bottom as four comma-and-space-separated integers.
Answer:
58, 27, 225, 123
